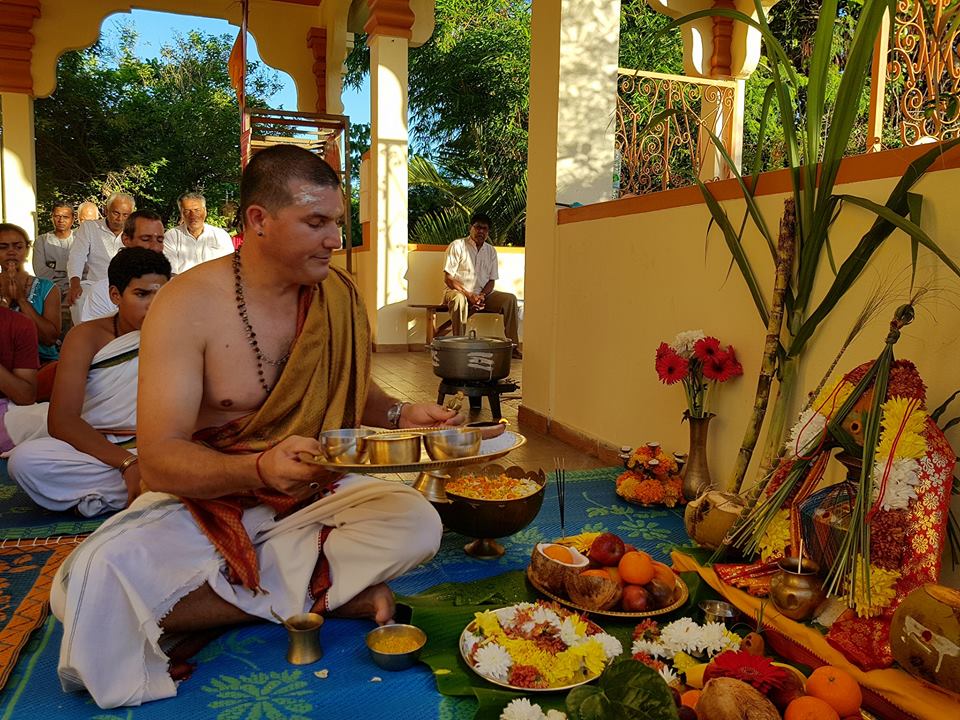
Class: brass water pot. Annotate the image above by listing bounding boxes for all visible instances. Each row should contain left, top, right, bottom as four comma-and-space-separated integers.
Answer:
284, 612, 324, 665
770, 557, 825, 621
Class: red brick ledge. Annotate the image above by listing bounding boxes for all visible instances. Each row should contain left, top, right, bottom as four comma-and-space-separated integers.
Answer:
518, 405, 622, 466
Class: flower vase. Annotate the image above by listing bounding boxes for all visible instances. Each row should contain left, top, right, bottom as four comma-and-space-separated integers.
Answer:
682, 413, 714, 501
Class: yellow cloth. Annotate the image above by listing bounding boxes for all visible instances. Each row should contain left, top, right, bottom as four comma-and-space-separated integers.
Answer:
672, 551, 960, 720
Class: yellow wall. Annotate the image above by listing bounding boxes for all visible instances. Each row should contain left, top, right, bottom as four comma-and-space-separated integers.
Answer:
0, 94, 37, 237
525, 165, 960, 503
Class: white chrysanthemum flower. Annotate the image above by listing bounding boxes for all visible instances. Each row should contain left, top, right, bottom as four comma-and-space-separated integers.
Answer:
672, 330, 705, 358
658, 618, 702, 655
658, 666, 679, 685
463, 630, 480, 657
544, 711, 568, 720
559, 616, 585, 647
872, 458, 921, 511
698, 622, 731, 657
521, 621, 536, 634
531, 606, 562, 629
500, 698, 546, 720
593, 633, 624, 660
631, 638, 668, 659
499, 606, 520, 628
785, 409, 827, 457
475, 643, 513, 681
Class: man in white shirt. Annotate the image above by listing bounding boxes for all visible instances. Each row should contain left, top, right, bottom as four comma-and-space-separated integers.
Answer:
33, 204, 75, 296
77, 202, 100, 223
163, 192, 234, 274
67, 193, 135, 320
443, 212, 521, 358
80, 210, 166, 322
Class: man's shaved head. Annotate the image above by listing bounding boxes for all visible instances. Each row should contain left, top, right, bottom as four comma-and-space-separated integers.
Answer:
240, 145, 340, 222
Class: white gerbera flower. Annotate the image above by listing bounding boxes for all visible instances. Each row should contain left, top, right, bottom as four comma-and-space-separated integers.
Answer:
872, 458, 921, 511
500, 698, 546, 720
658, 666, 679, 685
631, 638, 667, 659
673, 330, 705, 359
475, 643, 513, 681
593, 633, 624, 660
786, 409, 827, 457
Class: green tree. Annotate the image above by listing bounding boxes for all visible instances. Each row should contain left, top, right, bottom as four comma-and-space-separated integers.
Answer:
34, 21, 281, 225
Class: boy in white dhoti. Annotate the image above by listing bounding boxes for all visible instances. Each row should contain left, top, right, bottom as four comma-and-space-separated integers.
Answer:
8, 247, 171, 516
51, 146, 461, 709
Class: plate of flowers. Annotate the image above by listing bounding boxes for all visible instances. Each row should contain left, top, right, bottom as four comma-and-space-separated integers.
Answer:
459, 600, 623, 691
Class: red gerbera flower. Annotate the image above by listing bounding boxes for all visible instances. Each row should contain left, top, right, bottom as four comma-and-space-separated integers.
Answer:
693, 336, 722, 362
655, 342, 672, 362
724, 345, 744, 377
707, 651, 789, 694
656, 351, 689, 385
702, 351, 733, 381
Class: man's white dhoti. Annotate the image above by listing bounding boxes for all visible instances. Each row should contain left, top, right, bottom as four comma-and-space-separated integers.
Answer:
7, 332, 140, 515
51, 476, 442, 708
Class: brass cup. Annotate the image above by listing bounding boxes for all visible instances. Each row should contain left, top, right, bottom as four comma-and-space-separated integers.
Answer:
699, 599, 736, 626
770, 557, 825, 622
366, 624, 427, 671
320, 428, 378, 464
366, 433, 422, 464
423, 428, 482, 460
284, 612, 324, 665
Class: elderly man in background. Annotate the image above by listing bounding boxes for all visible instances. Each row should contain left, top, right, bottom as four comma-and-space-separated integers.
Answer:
163, 192, 233, 274
33, 204, 75, 297
80, 210, 166, 322
67, 193, 135, 320
443, 212, 521, 358
77, 202, 100, 223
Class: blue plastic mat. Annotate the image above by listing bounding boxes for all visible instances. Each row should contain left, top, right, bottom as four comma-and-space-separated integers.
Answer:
0, 459, 109, 540
0, 467, 693, 719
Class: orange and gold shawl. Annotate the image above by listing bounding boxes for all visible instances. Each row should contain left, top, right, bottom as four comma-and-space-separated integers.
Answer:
183, 266, 370, 591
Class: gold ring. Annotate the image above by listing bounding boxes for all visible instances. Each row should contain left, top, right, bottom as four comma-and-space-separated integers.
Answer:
309, 482, 320, 491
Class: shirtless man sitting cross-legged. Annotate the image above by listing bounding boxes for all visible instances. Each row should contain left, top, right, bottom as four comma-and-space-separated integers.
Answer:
52, 145, 461, 709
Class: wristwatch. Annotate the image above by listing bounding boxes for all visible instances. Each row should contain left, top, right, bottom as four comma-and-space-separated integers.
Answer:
387, 401, 407, 429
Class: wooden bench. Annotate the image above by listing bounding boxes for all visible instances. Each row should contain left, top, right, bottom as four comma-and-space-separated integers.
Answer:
408, 302, 498, 345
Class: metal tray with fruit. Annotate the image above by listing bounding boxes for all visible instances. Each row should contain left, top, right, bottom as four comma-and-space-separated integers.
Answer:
526, 534, 689, 618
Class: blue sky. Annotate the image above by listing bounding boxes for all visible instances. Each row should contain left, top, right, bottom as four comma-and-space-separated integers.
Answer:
104, 8, 370, 125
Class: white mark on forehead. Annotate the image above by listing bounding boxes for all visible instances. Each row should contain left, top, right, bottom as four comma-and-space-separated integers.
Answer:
292, 189, 330, 206
145, 283, 162, 291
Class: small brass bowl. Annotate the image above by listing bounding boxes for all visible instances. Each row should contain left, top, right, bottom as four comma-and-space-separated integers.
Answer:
366, 624, 427, 671
320, 428, 378, 464
423, 428, 482, 460
366, 433, 422, 464
700, 599, 736, 626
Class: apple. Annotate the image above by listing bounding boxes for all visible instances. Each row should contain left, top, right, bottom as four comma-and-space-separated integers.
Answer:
588, 532, 626, 567
624, 543, 637, 554
677, 707, 698, 720
621, 584, 651, 612
645, 578, 674, 608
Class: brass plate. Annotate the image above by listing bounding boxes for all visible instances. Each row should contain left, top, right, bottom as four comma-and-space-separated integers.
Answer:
459, 605, 609, 691
304, 430, 526, 473
526, 566, 689, 619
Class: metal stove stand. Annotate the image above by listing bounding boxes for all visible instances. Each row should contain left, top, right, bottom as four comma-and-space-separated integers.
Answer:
437, 378, 519, 420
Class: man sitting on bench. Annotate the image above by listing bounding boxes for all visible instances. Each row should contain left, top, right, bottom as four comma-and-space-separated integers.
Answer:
442, 212, 521, 358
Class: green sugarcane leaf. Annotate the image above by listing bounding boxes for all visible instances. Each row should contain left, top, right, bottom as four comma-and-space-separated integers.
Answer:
932, 389, 960, 422
944, 416, 960, 432
805, 0, 840, 216
907, 192, 923, 291
696, 180, 770, 327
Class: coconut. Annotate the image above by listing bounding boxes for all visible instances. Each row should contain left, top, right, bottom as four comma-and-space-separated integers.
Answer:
697, 678, 779, 720
529, 543, 589, 594
564, 570, 622, 611
684, 491, 747, 550
890, 584, 960, 692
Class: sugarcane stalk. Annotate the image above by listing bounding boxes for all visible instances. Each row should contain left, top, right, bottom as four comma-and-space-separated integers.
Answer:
731, 199, 796, 494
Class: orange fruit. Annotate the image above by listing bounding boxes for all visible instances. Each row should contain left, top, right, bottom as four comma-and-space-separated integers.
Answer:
581, 569, 610, 579
651, 561, 676, 591
784, 695, 840, 720
618, 551, 654, 585
680, 690, 700, 709
805, 666, 862, 717
543, 544, 573, 564
605, 567, 623, 586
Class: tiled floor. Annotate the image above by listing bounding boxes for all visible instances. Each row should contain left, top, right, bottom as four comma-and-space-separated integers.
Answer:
371, 351, 606, 473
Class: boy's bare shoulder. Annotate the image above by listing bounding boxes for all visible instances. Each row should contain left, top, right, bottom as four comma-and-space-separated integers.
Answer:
155, 257, 232, 309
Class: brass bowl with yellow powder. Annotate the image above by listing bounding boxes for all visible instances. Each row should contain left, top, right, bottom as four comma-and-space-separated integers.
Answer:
366, 624, 427, 671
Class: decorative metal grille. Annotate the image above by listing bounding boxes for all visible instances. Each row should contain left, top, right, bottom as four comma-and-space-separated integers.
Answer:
888, 0, 960, 145
615, 69, 737, 197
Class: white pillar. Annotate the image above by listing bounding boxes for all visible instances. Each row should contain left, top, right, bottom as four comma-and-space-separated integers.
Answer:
555, 0, 623, 206
368, 33, 410, 349
0, 92, 37, 239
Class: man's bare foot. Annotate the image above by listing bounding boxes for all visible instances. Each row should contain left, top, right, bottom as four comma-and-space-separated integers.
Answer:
329, 583, 395, 625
